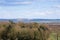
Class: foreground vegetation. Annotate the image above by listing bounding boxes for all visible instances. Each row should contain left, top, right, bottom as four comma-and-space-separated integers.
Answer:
0, 21, 50, 40
49, 32, 60, 40
48, 24, 60, 40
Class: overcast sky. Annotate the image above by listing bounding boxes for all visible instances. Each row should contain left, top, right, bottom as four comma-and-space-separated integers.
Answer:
0, 0, 60, 19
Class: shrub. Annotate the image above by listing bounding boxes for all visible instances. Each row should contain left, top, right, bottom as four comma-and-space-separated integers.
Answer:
0, 22, 50, 40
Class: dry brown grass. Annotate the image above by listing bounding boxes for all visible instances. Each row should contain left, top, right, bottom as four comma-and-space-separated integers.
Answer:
0, 21, 50, 40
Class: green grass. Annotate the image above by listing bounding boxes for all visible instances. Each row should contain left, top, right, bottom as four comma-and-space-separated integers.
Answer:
49, 32, 60, 40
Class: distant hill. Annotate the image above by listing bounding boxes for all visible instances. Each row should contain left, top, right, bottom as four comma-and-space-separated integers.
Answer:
29, 19, 60, 23
0, 19, 60, 23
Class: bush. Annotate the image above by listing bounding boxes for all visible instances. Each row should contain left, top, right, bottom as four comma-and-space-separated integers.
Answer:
0, 22, 50, 40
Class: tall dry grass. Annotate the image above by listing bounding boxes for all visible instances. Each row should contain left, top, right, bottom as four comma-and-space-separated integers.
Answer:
0, 21, 50, 40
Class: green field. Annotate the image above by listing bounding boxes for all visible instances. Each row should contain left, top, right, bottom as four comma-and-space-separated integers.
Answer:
49, 32, 60, 40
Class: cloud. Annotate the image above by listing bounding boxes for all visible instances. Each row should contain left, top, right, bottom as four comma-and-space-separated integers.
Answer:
0, 0, 59, 6
7, 1, 32, 5
0, 10, 11, 19
0, 8, 60, 19
50, 4, 60, 9
0, 0, 33, 6
53, 5, 60, 8
23, 10, 59, 19
32, 10, 59, 17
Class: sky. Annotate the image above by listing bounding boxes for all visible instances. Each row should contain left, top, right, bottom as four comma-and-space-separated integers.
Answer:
0, 0, 60, 19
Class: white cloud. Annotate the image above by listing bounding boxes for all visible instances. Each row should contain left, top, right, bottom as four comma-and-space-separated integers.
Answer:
8, 1, 32, 4
0, 10, 60, 19
0, 10, 12, 19
23, 11, 53, 17
0, 6, 60, 19
53, 5, 60, 8
0, 0, 33, 5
